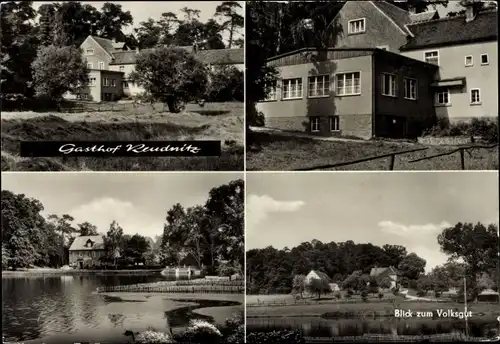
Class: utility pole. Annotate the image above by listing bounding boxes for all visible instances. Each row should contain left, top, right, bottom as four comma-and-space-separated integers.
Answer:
464, 277, 469, 339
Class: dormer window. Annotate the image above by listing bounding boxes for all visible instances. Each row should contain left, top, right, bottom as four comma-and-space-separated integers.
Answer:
86, 49, 94, 55
348, 18, 366, 34
85, 239, 94, 248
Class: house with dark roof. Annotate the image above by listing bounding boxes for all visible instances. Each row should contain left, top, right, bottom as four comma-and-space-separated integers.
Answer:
69, 235, 106, 269
256, 0, 497, 138
72, 35, 244, 102
369, 266, 399, 289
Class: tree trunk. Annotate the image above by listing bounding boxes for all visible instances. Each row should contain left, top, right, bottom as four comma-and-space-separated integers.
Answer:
166, 98, 180, 113
228, 20, 234, 48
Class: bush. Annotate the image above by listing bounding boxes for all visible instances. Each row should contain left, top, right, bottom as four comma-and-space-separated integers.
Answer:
246, 330, 305, 344
422, 117, 498, 143
206, 66, 244, 102
135, 330, 174, 343
416, 290, 427, 297
182, 319, 223, 344
470, 117, 498, 143
361, 290, 368, 302
392, 287, 400, 296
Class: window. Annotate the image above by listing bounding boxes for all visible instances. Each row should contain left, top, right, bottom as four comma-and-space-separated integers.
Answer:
310, 117, 320, 132
481, 54, 489, 65
435, 89, 450, 105
87, 63, 93, 69
85, 49, 94, 55
308, 75, 330, 97
465, 55, 473, 66
382, 73, 397, 97
470, 88, 481, 104
348, 18, 365, 34
336, 72, 361, 96
424, 50, 439, 66
119, 65, 125, 72
99, 61, 105, 70
282, 78, 303, 99
122, 81, 129, 88
111, 79, 116, 87
89, 77, 96, 86
265, 81, 277, 101
329, 116, 340, 131
103, 78, 109, 86
404, 78, 417, 100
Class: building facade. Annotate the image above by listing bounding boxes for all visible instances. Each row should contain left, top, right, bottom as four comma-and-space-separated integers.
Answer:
257, 0, 497, 138
74, 35, 244, 102
369, 266, 399, 289
69, 235, 106, 269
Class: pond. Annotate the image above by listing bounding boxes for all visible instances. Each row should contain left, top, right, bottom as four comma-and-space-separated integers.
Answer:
2, 274, 243, 343
246, 316, 500, 339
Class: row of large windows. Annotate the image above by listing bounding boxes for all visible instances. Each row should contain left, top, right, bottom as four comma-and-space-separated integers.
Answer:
265, 73, 417, 101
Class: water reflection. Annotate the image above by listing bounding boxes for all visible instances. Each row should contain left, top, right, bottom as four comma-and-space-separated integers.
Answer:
2, 274, 239, 342
246, 316, 499, 339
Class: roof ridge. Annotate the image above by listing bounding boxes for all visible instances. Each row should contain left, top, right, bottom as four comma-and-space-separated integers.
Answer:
408, 9, 497, 26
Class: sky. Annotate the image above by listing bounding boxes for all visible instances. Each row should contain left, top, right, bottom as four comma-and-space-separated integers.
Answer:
31, 1, 245, 44
246, 172, 499, 272
2, 172, 243, 239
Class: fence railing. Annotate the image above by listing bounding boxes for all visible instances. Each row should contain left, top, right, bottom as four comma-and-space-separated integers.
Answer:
294, 144, 498, 171
408, 144, 498, 169
96, 284, 244, 294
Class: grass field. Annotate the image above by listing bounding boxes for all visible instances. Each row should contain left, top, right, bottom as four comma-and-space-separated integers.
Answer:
246, 132, 498, 171
1, 102, 244, 171
246, 295, 500, 318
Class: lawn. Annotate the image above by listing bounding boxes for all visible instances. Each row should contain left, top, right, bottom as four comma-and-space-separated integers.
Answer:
246, 131, 499, 171
1, 101, 244, 171
246, 296, 500, 318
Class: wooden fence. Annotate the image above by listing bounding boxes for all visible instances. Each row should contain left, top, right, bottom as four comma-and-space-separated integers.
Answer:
294, 144, 498, 171
96, 284, 244, 294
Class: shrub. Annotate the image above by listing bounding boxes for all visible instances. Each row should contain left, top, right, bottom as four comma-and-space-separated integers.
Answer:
206, 66, 244, 102
135, 330, 174, 343
470, 117, 498, 143
182, 319, 222, 344
246, 329, 305, 344
416, 290, 427, 297
378, 292, 384, 300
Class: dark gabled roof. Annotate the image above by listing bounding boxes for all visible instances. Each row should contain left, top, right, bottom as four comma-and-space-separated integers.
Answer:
69, 235, 105, 251
91, 36, 116, 55
401, 10, 498, 50
109, 46, 243, 66
371, 1, 412, 35
369, 266, 399, 277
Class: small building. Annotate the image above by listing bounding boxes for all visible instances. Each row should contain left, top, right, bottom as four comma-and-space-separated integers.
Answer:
478, 288, 499, 302
305, 270, 332, 284
329, 282, 341, 292
257, 48, 437, 139
369, 266, 399, 289
69, 235, 105, 269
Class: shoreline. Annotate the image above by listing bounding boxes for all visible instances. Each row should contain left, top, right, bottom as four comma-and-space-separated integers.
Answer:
2, 268, 163, 276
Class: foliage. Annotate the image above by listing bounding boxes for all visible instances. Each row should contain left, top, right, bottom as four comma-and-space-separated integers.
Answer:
130, 47, 208, 113
388, 0, 449, 13
206, 66, 244, 102
292, 274, 307, 298
182, 319, 222, 344
423, 118, 498, 143
398, 253, 427, 281
31, 45, 88, 101
246, 329, 306, 344
135, 330, 174, 344
77, 222, 99, 236
378, 292, 384, 300
306, 277, 332, 299
214, 2, 244, 48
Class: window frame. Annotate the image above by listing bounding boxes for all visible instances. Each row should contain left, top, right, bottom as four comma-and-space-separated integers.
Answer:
435, 89, 450, 106
282, 78, 303, 100
310, 116, 320, 132
329, 116, 340, 132
111, 79, 116, 87
423, 50, 439, 66
308, 74, 330, 98
464, 55, 473, 67
480, 54, 489, 65
470, 88, 481, 105
103, 78, 109, 87
335, 71, 361, 96
381, 73, 397, 97
403, 77, 418, 100
348, 18, 366, 34
89, 77, 96, 86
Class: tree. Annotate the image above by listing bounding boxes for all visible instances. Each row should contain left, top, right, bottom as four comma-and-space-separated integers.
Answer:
292, 274, 307, 298
215, 1, 244, 48
447, 0, 496, 17
398, 253, 427, 281
47, 213, 76, 266
161, 203, 188, 266
438, 222, 498, 292
37, 4, 57, 46
31, 45, 88, 102
77, 222, 98, 236
105, 220, 124, 265
130, 47, 208, 113
97, 2, 133, 42
123, 234, 150, 264
306, 278, 331, 299
206, 65, 244, 102
183, 205, 209, 269
135, 19, 162, 49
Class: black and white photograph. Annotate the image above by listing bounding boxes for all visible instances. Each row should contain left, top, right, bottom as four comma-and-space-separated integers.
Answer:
246, 0, 498, 171
1, 1, 244, 171
1, 172, 244, 344
245, 172, 500, 343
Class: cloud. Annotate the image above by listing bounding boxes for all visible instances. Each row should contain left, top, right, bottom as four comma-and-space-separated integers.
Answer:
378, 220, 451, 236
66, 197, 163, 238
246, 194, 305, 229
